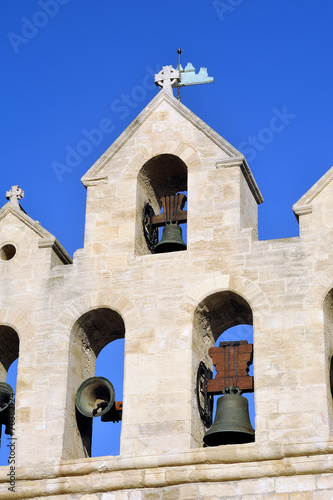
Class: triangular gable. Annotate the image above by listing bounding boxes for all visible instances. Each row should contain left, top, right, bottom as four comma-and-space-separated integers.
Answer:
0, 202, 72, 264
293, 165, 333, 218
0, 202, 51, 238
81, 90, 247, 187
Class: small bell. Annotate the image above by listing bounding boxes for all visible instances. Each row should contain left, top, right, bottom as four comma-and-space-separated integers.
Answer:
154, 222, 186, 254
203, 388, 254, 446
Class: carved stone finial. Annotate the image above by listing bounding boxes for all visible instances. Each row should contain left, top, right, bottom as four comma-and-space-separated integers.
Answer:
6, 185, 24, 208
154, 65, 181, 96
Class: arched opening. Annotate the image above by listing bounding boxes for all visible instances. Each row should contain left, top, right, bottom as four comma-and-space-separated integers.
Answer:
324, 289, 333, 433
0, 326, 19, 466
192, 291, 254, 447
136, 154, 188, 255
64, 308, 125, 459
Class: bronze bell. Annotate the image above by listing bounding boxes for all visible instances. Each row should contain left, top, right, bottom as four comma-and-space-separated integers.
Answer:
0, 382, 15, 436
203, 390, 254, 446
154, 223, 187, 254
75, 377, 115, 419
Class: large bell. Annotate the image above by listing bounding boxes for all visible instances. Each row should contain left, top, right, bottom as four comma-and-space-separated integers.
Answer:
154, 223, 187, 254
203, 391, 254, 446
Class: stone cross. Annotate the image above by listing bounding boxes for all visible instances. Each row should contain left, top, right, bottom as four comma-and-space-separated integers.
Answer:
154, 65, 181, 96
6, 185, 24, 208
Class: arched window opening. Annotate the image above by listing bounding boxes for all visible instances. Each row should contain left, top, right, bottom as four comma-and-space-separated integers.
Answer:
324, 289, 333, 431
192, 291, 255, 447
66, 308, 125, 459
91, 338, 125, 457
137, 154, 188, 255
0, 326, 19, 466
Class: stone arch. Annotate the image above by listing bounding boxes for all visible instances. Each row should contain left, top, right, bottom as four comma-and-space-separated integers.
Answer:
0, 307, 30, 337
187, 274, 271, 324
0, 308, 30, 383
125, 141, 202, 180
307, 274, 333, 436
54, 290, 141, 339
303, 274, 333, 366
138, 153, 187, 209
0, 309, 24, 466
186, 275, 270, 448
303, 273, 333, 321
133, 143, 201, 255
54, 291, 141, 460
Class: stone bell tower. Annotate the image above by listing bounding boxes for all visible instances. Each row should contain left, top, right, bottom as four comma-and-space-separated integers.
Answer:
1, 61, 333, 498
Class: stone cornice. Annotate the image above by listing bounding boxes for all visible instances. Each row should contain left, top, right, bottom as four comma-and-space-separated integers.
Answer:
82, 176, 108, 187
81, 91, 246, 187
292, 165, 333, 217
38, 237, 73, 264
216, 157, 264, 205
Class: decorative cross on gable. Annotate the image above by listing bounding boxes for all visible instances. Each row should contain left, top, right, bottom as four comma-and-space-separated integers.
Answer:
154, 65, 181, 96
6, 185, 24, 208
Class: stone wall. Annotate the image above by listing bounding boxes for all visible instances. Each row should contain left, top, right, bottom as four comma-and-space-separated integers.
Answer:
0, 90, 333, 497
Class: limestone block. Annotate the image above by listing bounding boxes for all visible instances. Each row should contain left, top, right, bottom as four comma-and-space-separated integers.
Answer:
275, 475, 316, 493
313, 490, 333, 500
198, 481, 238, 497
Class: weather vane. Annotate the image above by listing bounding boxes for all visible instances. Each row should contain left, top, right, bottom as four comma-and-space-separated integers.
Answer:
154, 48, 214, 100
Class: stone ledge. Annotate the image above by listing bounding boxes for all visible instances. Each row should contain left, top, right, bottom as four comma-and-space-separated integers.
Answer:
292, 165, 333, 218
38, 238, 73, 265
215, 157, 264, 205
2, 441, 333, 499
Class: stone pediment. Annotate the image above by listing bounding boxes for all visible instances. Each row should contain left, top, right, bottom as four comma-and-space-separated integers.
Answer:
0, 202, 72, 264
0, 202, 52, 237
81, 90, 259, 193
292, 165, 333, 218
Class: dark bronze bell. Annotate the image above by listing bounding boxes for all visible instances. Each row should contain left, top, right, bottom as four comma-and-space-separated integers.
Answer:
154, 223, 187, 254
0, 382, 15, 436
203, 391, 254, 446
75, 377, 115, 419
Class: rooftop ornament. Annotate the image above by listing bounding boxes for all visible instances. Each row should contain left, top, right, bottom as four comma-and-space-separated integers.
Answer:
154, 48, 214, 100
6, 185, 24, 208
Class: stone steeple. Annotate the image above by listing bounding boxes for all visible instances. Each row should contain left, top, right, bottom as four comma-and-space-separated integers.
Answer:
0, 72, 333, 499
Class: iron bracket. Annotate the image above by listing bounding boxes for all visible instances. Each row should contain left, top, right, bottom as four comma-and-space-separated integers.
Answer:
196, 361, 213, 428
142, 203, 158, 251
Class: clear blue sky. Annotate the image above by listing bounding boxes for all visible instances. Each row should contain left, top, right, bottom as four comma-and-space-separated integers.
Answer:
1, 0, 333, 461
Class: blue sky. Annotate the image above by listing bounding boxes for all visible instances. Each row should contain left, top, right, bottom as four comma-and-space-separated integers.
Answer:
1, 0, 333, 461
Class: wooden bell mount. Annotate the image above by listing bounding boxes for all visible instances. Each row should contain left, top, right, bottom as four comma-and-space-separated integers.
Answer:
207, 341, 254, 395
151, 193, 187, 226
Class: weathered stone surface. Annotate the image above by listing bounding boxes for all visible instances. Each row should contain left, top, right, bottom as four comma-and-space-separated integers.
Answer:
0, 90, 333, 498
